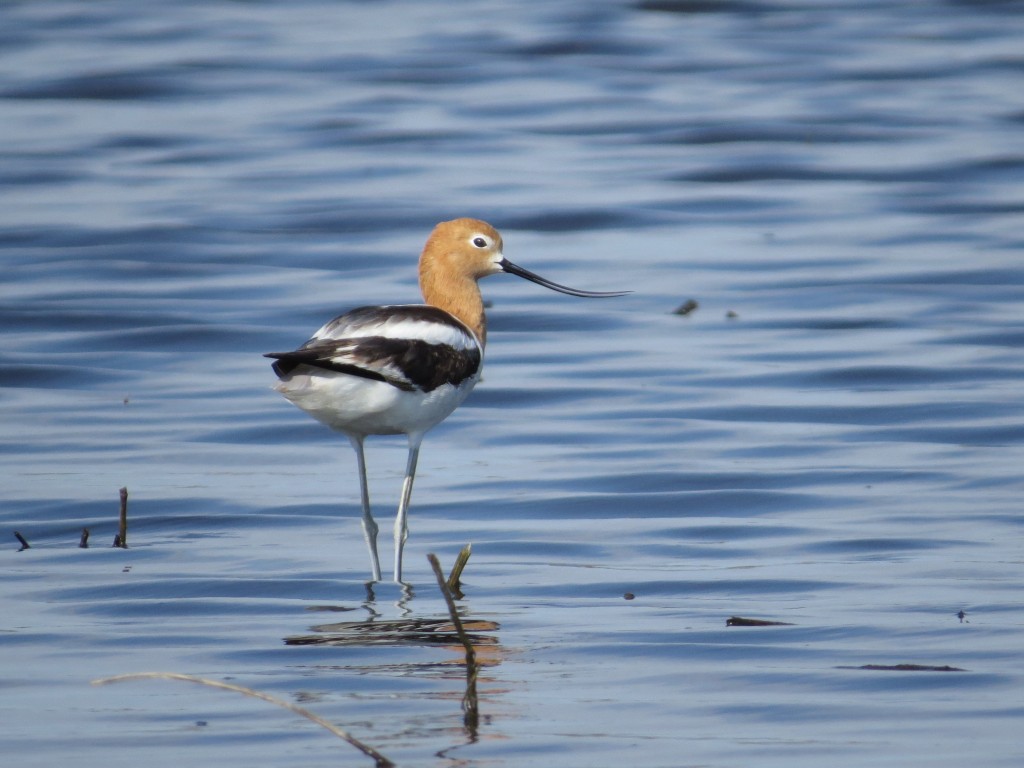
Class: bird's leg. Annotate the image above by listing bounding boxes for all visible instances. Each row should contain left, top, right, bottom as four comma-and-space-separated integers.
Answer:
349, 435, 381, 582
393, 434, 423, 583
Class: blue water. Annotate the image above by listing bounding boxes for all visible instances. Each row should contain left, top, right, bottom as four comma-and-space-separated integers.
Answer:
3, 1, 1024, 766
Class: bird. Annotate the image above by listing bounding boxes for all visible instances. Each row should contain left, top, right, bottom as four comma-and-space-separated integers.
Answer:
265, 218, 628, 583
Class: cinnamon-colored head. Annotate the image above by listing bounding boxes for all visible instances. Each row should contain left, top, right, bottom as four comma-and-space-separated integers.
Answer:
417, 217, 628, 347
418, 218, 504, 346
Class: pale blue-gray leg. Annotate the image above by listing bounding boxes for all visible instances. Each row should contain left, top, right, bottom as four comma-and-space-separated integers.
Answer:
393, 434, 423, 583
348, 435, 381, 582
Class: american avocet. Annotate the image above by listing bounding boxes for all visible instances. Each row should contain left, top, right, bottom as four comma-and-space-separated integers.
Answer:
266, 218, 627, 583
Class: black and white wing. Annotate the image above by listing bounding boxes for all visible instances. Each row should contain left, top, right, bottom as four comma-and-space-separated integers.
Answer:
265, 305, 482, 393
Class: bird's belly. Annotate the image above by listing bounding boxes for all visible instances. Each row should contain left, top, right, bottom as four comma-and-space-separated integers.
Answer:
273, 367, 480, 437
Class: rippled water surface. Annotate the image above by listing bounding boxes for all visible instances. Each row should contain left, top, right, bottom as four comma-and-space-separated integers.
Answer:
3, 1, 1024, 766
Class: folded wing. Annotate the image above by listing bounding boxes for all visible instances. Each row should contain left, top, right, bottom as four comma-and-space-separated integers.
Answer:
265, 305, 482, 393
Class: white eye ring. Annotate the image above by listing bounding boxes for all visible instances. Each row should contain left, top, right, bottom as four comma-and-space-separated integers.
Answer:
471, 235, 489, 248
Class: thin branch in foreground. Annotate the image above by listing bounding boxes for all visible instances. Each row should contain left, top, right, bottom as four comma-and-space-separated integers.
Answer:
114, 487, 128, 548
446, 543, 472, 599
427, 554, 474, 661
91, 672, 393, 768
427, 553, 479, 732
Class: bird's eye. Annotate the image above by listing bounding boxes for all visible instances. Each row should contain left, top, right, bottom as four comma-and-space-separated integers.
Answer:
472, 236, 488, 248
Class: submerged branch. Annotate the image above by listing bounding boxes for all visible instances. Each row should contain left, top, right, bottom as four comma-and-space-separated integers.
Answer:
91, 672, 393, 767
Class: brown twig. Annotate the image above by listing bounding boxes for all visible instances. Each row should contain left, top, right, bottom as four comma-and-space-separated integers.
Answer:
672, 298, 699, 316
91, 673, 393, 767
726, 616, 794, 627
14, 531, 30, 551
446, 543, 472, 599
115, 487, 128, 548
841, 664, 965, 672
427, 553, 479, 732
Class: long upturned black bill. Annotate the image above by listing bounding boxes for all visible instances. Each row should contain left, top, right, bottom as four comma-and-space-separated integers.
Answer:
500, 258, 630, 298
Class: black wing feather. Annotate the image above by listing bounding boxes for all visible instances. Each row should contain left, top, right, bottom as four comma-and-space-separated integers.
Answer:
265, 305, 481, 393
265, 349, 397, 387
264, 337, 480, 393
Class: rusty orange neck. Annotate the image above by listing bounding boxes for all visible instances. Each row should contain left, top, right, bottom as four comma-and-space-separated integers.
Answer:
419, 254, 487, 347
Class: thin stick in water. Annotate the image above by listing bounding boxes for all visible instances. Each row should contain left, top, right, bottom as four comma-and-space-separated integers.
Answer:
79, 528, 90, 548
428, 552, 479, 732
446, 543, 472, 599
14, 531, 30, 551
91, 672, 393, 767
115, 487, 128, 548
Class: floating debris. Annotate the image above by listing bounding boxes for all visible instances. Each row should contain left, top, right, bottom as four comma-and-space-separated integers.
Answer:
14, 531, 30, 551
304, 604, 359, 613
285, 618, 499, 647
114, 487, 129, 548
726, 616, 794, 627
672, 298, 699, 316
842, 664, 966, 672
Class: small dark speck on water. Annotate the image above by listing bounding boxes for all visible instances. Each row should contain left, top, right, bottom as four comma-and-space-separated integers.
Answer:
623, 592, 636, 600
672, 299, 699, 316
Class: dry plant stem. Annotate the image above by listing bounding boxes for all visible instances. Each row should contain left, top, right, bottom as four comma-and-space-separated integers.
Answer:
427, 554, 474, 660
14, 531, 30, 551
446, 543, 472, 599
91, 672, 394, 768
116, 487, 128, 548
427, 553, 479, 731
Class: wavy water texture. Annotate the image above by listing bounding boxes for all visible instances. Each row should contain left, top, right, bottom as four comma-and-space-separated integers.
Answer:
2, 2, 1024, 767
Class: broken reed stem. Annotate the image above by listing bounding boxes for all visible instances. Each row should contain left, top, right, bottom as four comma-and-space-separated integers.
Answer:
14, 531, 30, 551
91, 673, 393, 768
79, 528, 90, 548
427, 552, 479, 732
427, 553, 474, 660
115, 486, 128, 548
446, 543, 472, 599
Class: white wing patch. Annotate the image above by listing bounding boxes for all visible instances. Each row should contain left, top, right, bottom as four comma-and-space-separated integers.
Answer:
312, 305, 478, 350
269, 305, 482, 393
